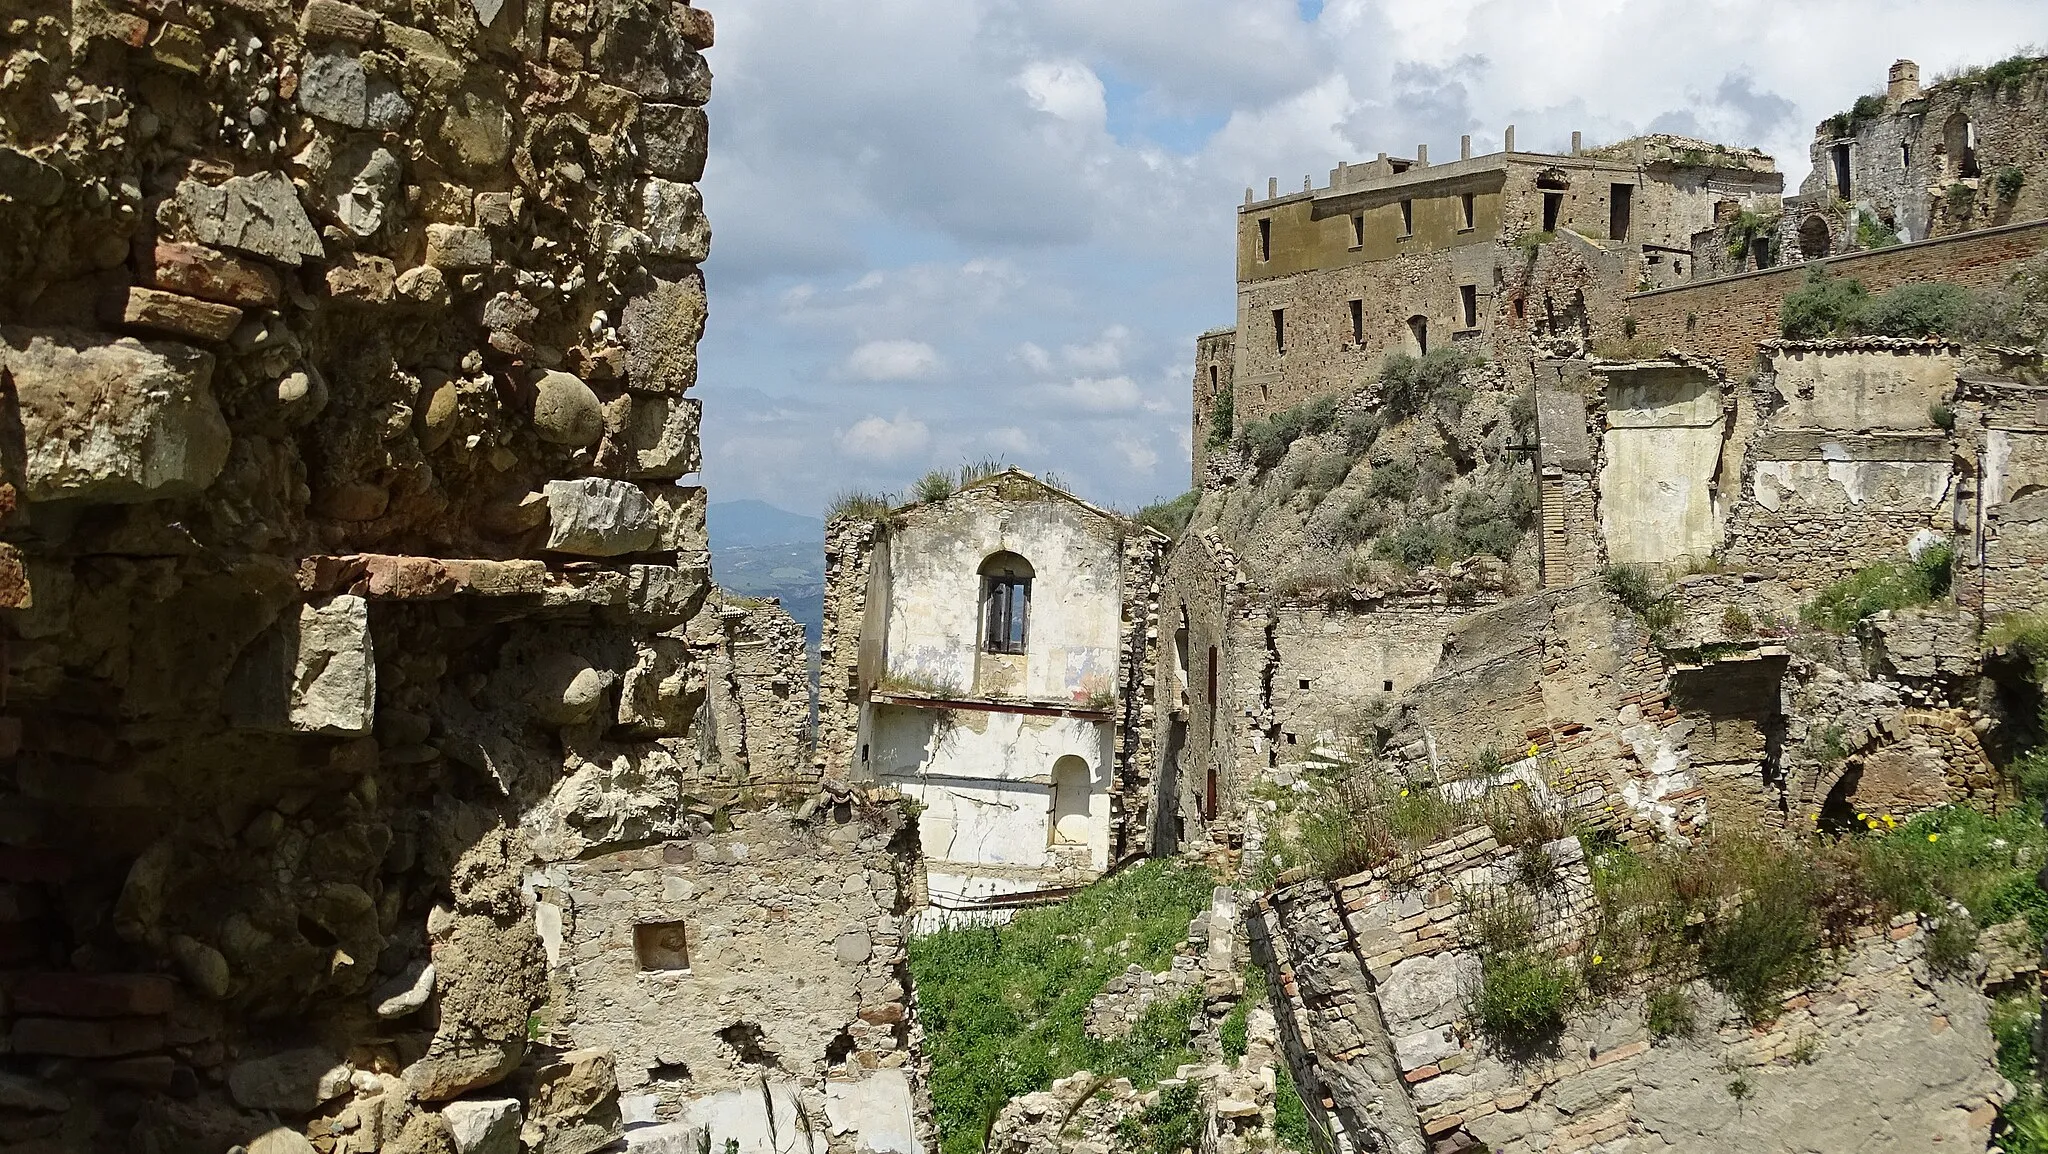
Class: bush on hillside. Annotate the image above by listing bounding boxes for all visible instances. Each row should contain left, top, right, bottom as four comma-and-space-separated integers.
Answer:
1781, 268, 1871, 338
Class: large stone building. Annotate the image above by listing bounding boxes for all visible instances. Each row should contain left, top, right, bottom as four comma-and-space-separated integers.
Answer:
1190, 130, 1782, 469
817, 471, 1165, 909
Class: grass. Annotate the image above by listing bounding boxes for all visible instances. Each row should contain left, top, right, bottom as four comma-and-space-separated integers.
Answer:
1112, 1080, 1202, 1154
1473, 951, 1576, 1046
908, 860, 1216, 1154
1800, 541, 1954, 631
1604, 563, 1680, 635
1218, 967, 1266, 1060
1274, 1060, 1314, 1151
1134, 490, 1199, 539
1993, 994, 2048, 1153
827, 489, 895, 522
876, 669, 963, 698
1644, 987, 1695, 1039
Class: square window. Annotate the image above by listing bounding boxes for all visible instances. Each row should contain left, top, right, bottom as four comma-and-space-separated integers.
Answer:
1285, 732, 1297, 745
1298, 678, 1311, 689
635, 921, 690, 971
1382, 679, 1394, 692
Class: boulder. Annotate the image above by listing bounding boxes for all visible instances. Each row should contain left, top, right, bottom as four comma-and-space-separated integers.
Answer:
633, 104, 707, 181
532, 371, 604, 446
520, 1050, 621, 1154
1, 326, 230, 504
442, 1099, 520, 1154
248, 1128, 319, 1154
403, 1039, 524, 1102
635, 178, 710, 262
526, 652, 614, 727
228, 1048, 350, 1114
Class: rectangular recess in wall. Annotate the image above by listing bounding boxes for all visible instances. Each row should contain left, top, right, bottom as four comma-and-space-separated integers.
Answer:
635, 922, 690, 971
1399, 199, 1413, 236
1460, 284, 1478, 329
1272, 308, 1286, 353
1460, 192, 1475, 230
1257, 218, 1271, 261
1348, 299, 1363, 344
1609, 183, 1632, 241
1350, 213, 1364, 248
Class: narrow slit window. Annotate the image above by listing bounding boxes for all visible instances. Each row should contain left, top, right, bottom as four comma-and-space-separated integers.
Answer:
1399, 198, 1413, 236
980, 552, 1033, 654
1208, 364, 1218, 395
1272, 308, 1286, 353
1460, 192, 1475, 230
1609, 183, 1632, 241
1257, 217, 1271, 261
1206, 646, 1218, 706
1351, 213, 1364, 247
1460, 284, 1478, 329
1204, 767, 1219, 821
1348, 298, 1363, 344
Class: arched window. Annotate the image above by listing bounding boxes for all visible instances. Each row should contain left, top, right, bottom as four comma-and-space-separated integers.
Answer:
979, 551, 1033, 654
1049, 755, 1091, 846
1406, 315, 1429, 356
1944, 113, 1979, 178
1798, 214, 1832, 260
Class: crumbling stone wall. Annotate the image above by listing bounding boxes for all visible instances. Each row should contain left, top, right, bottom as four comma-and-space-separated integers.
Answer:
0, 2, 906, 1151
1254, 840, 2012, 1154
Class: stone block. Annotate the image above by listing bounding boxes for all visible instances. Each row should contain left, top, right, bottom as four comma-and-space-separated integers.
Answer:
10, 973, 176, 1017
617, 636, 701, 734
291, 596, 376, 735
521, 1049, 621, 1154
427, 223, 493, 270
0, 147, 66, 206
591, 0, 711, 103
119, 287, 243, 342
443, 558, 549, 596
148, 24, 207, 73
301, 0, 380, 42
620, 270, 705, 394
299, 45, 411, 129
404, 1039, 524, 1102
1, 326, 230, 504
621, 1122, 709, 1153
443, 1097, 520, 1154
544, 479, 701, 556
675, 5, 714, 48
143, 242, 283, 307
599, 393, 700, 479
176, 172, 325, 266
636, 178, 710, 262
11, 1016, 166, 1058
228, 1047, 351, 1113
0, 1072, 69, 1112
634, 104, 708, 181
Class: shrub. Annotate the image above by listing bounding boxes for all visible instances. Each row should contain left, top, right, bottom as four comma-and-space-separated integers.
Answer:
1207, 383, 1235, 448
1722, 605, 1755, 636
1998, 167, 2028, 203
827, 489, 894, 522
1473, 953, 1575, 1045
1781, 268, 1869, 338
1240, 394, 1340, 471
1330, 492, 1388, 545
1603, 564, 1680, 634
1373, 519, 1449, 569
1644, 987, 1696, 1039
1930, 401, 1956, 431
1861, 281, 1972, 337
1925, 916, 1980, 976
1800, 541, 1954, 631
1134, 491, 1199, 540
1452, 476, 1535, 561
1725, 209, 1779, 261
1299, 451, 1355, 498
1698, 855, 1824, 1019
1855, 214, 1901, 251
1368, 458, 1418, 501
1378, 348, 1482, 423
1947, 182, 1977, 220
1113, 1079, 1202, 1154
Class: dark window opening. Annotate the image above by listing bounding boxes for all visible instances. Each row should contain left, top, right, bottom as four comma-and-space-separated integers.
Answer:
1204, 767, 1218, 821
1799, 214, 1832, 259
1298, 678, 1311, 690
1257, 217, 1271, 261
1460, 284, 1478, 329
635, 922, 690, 971
1830, 143, 1851, 198
1206, 646, 1218, 706
1901, 143, 1911, 170
1399, 198, 1413, 236
1351, 213, 1364, 247
1383, 679, 1394, 692
1407, 314, 1428, 355
1460, 192, 1475, 229
1272, 308, 1286, 353
980, 551, 1033, 654
1511, 295, 1525, 320
1609, 183, 1632, 241
1542, 191, 1562, 232
1348, 298, 1363, 344
1285, 732, 1297, 745
1208, 364, 1218, 395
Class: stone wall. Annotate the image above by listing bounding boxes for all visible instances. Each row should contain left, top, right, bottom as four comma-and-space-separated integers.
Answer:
1626, 220, 2048, 377
1253, 836, 2013, 1154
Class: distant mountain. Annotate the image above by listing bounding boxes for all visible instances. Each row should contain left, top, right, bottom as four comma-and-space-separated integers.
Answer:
707, 500, 825, 648
707, 499, 824, 549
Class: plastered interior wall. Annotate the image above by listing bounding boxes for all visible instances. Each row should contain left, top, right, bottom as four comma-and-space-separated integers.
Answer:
1267, 602, 1460, 751
869, 704, 1113, 883
1597, 364, 1728, 566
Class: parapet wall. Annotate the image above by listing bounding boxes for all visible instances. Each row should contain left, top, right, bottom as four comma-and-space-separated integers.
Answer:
1627, 220, 2048, 375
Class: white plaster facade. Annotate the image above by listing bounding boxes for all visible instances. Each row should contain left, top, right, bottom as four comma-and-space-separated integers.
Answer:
842, 472, 1160, 901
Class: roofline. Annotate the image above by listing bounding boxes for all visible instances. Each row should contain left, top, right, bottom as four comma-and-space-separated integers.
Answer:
1242, 149, 1781, 212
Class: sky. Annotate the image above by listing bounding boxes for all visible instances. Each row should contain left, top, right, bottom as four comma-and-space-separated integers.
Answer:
693, 0, 2047, 517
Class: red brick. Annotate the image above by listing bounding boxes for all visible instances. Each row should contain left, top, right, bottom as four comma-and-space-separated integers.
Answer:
1422, 1114, 1465, 1136
357, 555, 458, 600
11, 973, 176, 1018
141, 242, 283, 307
1403, 1064, 1439, 1082
118, 287, 242, 342
11, 1016, 165, 1057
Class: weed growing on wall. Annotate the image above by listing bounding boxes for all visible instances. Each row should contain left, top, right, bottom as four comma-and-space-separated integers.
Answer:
1112, 1081, 1202, 1154
1992, 995, 2048, 1152
1800, 542, 1954, 631
1273, 1060, 1316, 1151
908, 860, 1215, 1154
1134, 491, 1199, 540
1602, 564, 1681, 636
1208, 381, 1235, 448
827, 490, 895, 522
1780, 268, 1871, 338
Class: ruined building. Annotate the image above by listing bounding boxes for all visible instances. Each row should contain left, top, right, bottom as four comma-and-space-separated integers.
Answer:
0, 1, 927, 1151
817, 471, 1165, 909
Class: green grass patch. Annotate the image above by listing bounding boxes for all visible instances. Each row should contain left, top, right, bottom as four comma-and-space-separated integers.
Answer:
1993, 994, 2048, 1153
1274, 1060, 1314, 1151
1800, 541, 1953, 631
1112, 1080, 1202, 1154
1135, 490, 1199, 540
1474, 951, 1577, 1046
908, 860, 1216, 1154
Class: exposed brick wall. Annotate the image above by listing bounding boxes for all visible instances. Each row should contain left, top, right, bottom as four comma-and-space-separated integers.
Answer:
1628, 219, 2048, 377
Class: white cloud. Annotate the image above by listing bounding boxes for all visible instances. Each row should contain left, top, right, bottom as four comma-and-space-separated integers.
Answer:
839, 413, 931, 461
1114, 434, 1160, 474
1061, 325, 1129, 373
1018, 60, 1108, 125
845, 339, 942, 381
986, 426, 1042, 456
1048, 375, 1144, 413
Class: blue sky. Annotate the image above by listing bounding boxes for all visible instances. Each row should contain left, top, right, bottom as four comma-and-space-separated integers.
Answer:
694, 1, 2046, 517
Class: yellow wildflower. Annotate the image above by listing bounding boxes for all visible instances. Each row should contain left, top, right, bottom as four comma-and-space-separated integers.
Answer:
1928, 833, 1940, 843
1591, 954, 1603, 965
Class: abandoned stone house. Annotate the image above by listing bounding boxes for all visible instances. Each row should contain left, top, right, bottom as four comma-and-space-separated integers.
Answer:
815, 471, 1166, 909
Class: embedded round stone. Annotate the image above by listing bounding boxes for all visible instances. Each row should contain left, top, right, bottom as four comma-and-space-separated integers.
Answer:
531, 370, 603, 446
